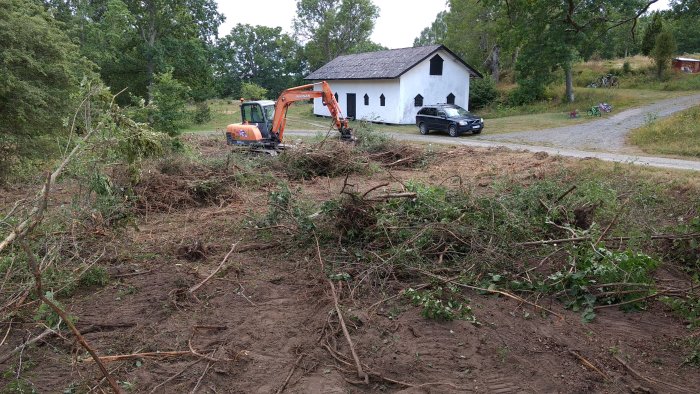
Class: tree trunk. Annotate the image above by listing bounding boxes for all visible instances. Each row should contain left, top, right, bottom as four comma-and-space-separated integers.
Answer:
565, 65, 575, 103
491, 45, 501, 82
145, 1, 157, 106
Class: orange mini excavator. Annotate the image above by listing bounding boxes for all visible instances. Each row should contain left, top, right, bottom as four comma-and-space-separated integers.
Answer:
225, 81, 354, 151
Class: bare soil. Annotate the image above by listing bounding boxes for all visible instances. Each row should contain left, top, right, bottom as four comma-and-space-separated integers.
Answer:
1, 134, 698, 393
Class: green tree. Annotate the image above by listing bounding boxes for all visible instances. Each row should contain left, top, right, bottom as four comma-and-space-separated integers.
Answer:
43, 0, 223, 104
240, 82, 268, 100
668, 0, 700, 54
651, 30, 677, 79
215, 24, 303, 98
479, 0, 660, 103
413, 11, 448, 46
0, 0, 94, 179
149, 70, 191, 135
294, 0, 380, 70
641, 12, 664, 56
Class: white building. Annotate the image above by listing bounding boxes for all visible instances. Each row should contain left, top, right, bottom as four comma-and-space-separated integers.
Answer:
305, 45, 482, 125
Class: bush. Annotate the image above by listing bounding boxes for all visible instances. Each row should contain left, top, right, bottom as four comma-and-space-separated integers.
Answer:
192, 101, 212, 124
469, 77, 498, 109
240, 82, 268, 100
150, 70, 191, 136
508, 80, 546, 106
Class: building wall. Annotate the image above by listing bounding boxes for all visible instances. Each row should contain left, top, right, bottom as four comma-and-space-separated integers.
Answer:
672, 59, 700, 73
398, 49, 471, 124
313, 79, 401, 123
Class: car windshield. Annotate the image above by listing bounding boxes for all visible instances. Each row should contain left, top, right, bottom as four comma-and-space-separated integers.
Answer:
444, 107, 470, 117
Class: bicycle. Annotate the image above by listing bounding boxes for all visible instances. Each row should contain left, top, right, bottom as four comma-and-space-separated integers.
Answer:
587, 106, 601, 117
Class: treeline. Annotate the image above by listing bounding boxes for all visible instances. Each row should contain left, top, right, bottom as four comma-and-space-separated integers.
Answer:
0, 0, 380, 179
2, 0, 699, 180
415, 0, 700, 104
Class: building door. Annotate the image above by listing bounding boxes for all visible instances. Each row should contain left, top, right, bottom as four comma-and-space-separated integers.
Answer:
346, 93, 356, 119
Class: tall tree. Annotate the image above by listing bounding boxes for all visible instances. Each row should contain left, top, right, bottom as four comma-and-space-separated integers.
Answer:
294, 0, 379, 70
480, 0, 661, 103
1, 0, 94, 178
43, 0, 224, 104
413, 11, 448, 47
668, 0, 700, 54
651, 30, 677, 78
215, 24, 304, 98
641, 12, 664, 55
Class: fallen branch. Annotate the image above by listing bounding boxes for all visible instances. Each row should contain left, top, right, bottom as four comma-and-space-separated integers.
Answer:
314, 234, 368, 384
518, 232, 700, 246
86, 351, 193, 363
0, 324, 58, 365
22, 242, 122, 393
364, 192, 416, 202
614, 355, 692, 393
189, 243, 238, 294
148, 359, 204, 394
275, 354, 305, 394
569, 350, 610, 381
593, 290, 667, 310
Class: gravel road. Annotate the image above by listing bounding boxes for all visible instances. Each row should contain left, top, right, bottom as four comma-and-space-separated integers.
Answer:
291, 93, 700, 171
474, 93, 700, 153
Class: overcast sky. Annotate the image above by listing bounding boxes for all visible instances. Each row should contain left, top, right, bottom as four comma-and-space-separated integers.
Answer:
215, 0, 671, 49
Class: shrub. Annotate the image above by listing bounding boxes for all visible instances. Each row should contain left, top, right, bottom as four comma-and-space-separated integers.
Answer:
192, 101, 212, 124
240, 82, 268, 100
150, 70, 191, 136
469, 77, 498, 109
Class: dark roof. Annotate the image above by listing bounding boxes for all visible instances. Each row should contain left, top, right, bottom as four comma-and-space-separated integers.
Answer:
305, 45, 482, 80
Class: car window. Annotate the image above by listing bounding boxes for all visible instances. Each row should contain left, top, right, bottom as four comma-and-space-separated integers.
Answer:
437, 110, 446, 117
418, 108, 427, 115
428, 108, 437, 116
444, 107, 470, 117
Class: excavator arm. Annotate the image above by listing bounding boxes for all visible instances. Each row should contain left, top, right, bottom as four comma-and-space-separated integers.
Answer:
270, 81, 353, 143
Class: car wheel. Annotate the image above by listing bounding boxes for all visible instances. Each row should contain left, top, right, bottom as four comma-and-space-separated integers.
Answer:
448, 124, 459, 137
419, 123, 429, 135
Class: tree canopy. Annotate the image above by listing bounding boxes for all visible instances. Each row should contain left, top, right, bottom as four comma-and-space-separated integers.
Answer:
294, 0, 380, 70
1, 0, 94, 175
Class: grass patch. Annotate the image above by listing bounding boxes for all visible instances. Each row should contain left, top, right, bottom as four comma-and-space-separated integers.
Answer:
629, 105, 700, 158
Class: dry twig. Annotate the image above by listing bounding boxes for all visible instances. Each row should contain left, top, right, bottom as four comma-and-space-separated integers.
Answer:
614, 355, 692, 393
189, 242, 238, 294
314, 233, 368, 384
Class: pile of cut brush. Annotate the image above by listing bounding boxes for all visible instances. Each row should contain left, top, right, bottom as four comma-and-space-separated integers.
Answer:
132, 156, 239, 213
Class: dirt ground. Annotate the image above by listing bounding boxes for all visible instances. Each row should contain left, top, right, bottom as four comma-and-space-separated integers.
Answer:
1, 134, 699, 393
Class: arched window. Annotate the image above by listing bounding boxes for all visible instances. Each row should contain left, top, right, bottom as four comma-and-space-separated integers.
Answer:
414, 94, 423, 107
379, 94, 385, 106
364, 94, 369, 106
334, 92, 339, 102
446, 93, 455, 104
430, 54, 443, 75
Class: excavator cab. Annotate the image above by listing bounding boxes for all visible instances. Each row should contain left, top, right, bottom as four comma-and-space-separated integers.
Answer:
240, 101, 276, 139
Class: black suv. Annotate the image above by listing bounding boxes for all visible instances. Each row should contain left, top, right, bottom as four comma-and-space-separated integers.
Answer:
416, 104, 484, 137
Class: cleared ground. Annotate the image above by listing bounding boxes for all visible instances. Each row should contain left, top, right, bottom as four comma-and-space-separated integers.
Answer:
1, 134, 698, 393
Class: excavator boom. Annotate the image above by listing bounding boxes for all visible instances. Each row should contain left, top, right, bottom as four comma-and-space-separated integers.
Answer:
226, 81, 353, 150
271, 81, 353, 143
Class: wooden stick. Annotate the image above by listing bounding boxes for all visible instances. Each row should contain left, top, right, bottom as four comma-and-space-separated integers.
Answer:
22, 242, 122, 393
148, 359, 203, 394
593, 290, 667, 310
87, 351, 193, 363
518, 232, 700, 246
595, 198, 629, 245
189, 243, 238, 294
190, 361, 212, 394
613, 355, 692, 393
314, 234, 368, 384
569, 350, 610, 381
0, 324, 58, 365
275, 354, 305, 394
554, 185, 577, 204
